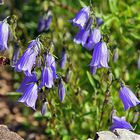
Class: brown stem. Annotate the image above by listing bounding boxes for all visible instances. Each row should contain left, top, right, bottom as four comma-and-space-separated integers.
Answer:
98, 82, 112, 129
51, 0, 78, 14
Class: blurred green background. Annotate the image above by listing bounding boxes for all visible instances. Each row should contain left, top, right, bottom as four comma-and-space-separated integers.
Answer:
0, 0, 140, 139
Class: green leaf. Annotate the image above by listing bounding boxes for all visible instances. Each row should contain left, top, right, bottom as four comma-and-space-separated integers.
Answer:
109, 0, 118, 14
86, 71, 95, 89
79, 0, 87, 7
6, 92, 21, 96
130, 32, 140, 40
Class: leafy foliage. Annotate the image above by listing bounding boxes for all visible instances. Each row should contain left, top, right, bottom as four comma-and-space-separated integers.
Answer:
0, 0, 140, 139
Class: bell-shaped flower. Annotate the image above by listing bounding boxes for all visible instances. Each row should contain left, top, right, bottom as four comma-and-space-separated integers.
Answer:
60, 48, 67, 69
40, 66, 54, 88
18, 82, 38, 110
17, 73, 37, 93
110, 116, 133, 131
15, 39, 41, 76
70, 7, 90, 29
58, 79, 65, 101
12, 43, 20, 67
113, 48, 119, 63
38, 11, 52, 32
74, 28, 90, 45
0, 21, 9, 51
119, 85, 140, 111
96, 17, 104, 26
90, 42, 109, 74
84, 28, 101, 51
38, 17, 45, 32
41, 100, 48, 116
40, 54, 57, 88
44, 15, 52, 31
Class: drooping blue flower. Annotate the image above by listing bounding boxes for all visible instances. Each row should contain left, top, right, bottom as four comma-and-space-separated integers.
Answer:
60, 48, 67, 69
58, 79, 65, 102
12, 43, 20, 67
70, 7, 90, 29
17, 73, 37, 93
40, 54, 57, 88
119, 85, 140, 111
44, 15, 52, 31
38, 11, 52, 32
113, 48, 119, 63
0, 21, 9, 51
110, 116, 133, 131
40, 66, 54, 88
41, 100, 48, 116
90, 42, 109, 74
38, 17, 45, 32
84, 28, 101, 51
74, 28, 90, 45
15, 39, 41, 76
18, 82, 38, 110
96, 17, 104, 26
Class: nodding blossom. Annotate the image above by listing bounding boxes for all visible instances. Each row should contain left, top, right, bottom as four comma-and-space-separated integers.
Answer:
58, 79, 65, 102
110, 115, 133, 131
96, 17, 104, 27
90, 42, 109, 75
38, 11, 52, 32
70, 7, 90, 29
17, 73, 37, 93
18, 73, 38, 110
60, 48, 67, 69
40, 53, 57, 88
119, 85, 140, 111
84, 28, 101, 51
15, 39, 41, 76
0, 20, 9, 51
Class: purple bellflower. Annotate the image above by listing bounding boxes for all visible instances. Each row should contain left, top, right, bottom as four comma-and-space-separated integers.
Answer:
74, 17, 93, 46
84, 28, 101, 51
41, 100, 48, 116
17, 73, 37, 93
58, 79, 65, 102
113, 48, 119, 63
38, 11, 52, 32
44, 15, 52, 31
96, 17, 104, 27
60, 48, 67, 69
38, 17, 45, 32
0, 21, 9, 51
15, 39, 41, 76
12, 43, 20, 67
90, 42, 109, 75
70, 7, 90, 29
18, 82, 38, 110
18, 73, 38, 110
74, 28, 90, 45
110, 116, 133, 131
40, 54, 57, 88
119, 85, 140, 111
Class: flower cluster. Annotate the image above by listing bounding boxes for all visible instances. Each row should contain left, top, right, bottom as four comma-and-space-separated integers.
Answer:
15, 39, 66, 111
70, 7, 108, 75
0, 13, 66, 113
71, 7, 140, 131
